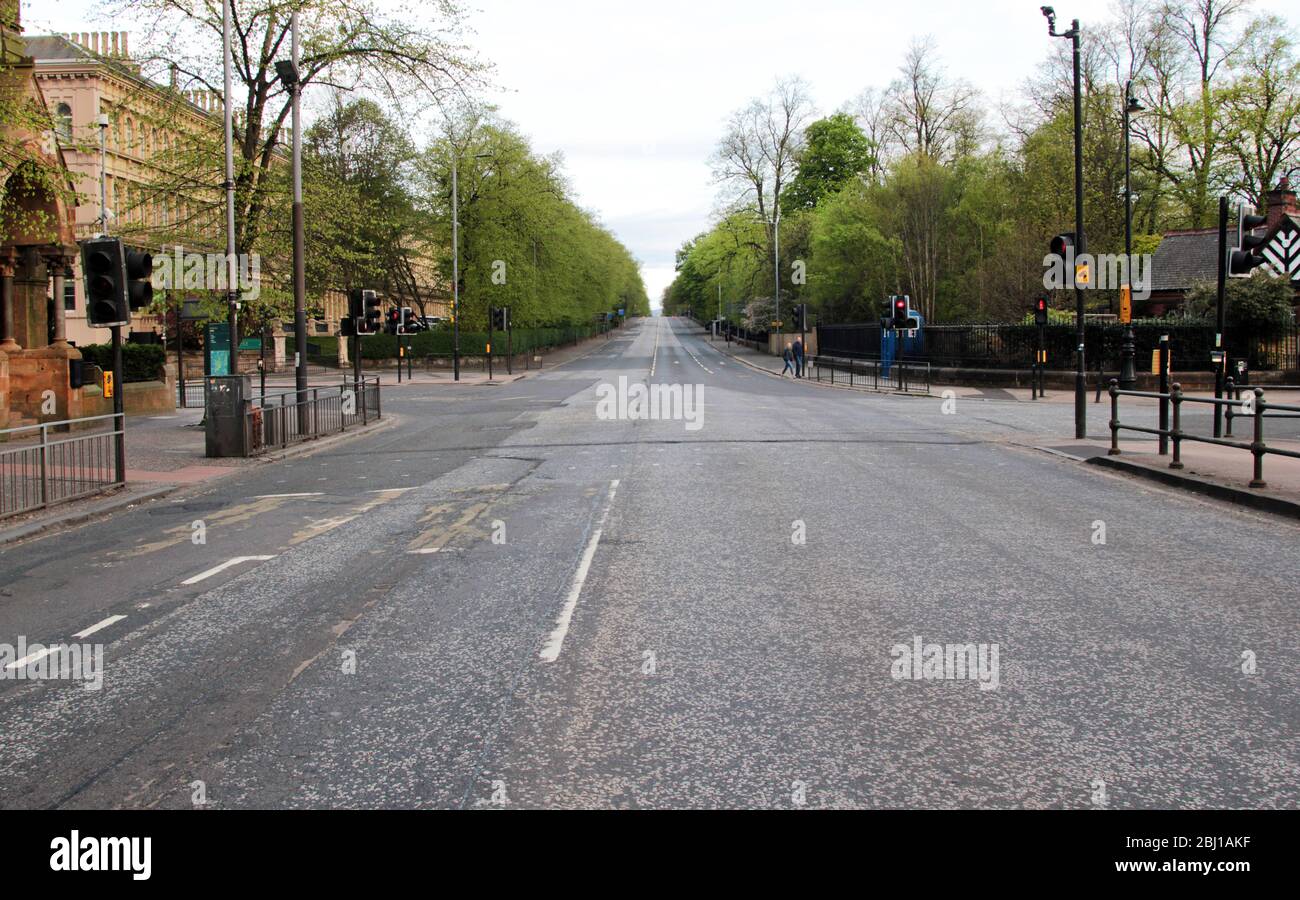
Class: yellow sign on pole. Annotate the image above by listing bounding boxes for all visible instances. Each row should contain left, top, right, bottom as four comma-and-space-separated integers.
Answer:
486, 343, 492, 355
1119, 285, 1132, 324
1151, 350, 1162, 375
103, 371, 114, 399
1075, 263, 1090, 287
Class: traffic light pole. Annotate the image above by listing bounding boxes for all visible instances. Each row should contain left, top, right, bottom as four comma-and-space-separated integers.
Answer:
1214, 195, 1228, 438
506, 319, 513, 375
487, 314, 494, 381
111, 324, 125, 483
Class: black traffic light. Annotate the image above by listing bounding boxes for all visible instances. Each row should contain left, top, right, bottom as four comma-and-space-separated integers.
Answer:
1034, 296, 1049, 326
1049, 233, 1076, 260
386, 308, 400, 335
793, 304, 808, 332
347, 289, 381, 335
81, 236, 130, 328
1229, 207, 1269, 278
491, 306, 510, 331
126, 249, 153, 311
339, 316, 356, 337
398, 307, 414, 335
892, 296, 909, 329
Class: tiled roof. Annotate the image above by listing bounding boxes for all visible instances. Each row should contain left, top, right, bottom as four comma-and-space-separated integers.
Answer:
1149, 230, 1218, 292
1150, 214, 1300, 292
22, 35, 91, 61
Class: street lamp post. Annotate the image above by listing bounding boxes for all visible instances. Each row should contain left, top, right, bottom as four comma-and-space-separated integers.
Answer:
1044, 6, 1087, 439
1120, 80, 1143, 389
221, 0, 239, 373
450, 148, 492, 382
97, 113, 108, 235
275, 12, 307, 427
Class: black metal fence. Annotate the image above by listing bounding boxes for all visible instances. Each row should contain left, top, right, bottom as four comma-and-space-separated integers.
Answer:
0, 414, 125, 520
817, 322, 1299, 372
244, 378, 382, 456
811, 356, 932, 393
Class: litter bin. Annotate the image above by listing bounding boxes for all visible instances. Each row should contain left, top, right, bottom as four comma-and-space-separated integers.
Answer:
205, 374, 253, 458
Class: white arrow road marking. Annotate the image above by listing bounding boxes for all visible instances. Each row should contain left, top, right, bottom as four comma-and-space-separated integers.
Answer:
539, 479, 620, 664
182, 556, 276, 586
72, 615, 127, 640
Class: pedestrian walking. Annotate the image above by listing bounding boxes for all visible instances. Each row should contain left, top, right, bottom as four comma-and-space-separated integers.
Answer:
793, 337, 805, 379
781, 343, 795, 377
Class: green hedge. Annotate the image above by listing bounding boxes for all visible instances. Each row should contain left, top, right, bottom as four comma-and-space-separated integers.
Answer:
284, 323, 612, 362
77, 343, 166, 383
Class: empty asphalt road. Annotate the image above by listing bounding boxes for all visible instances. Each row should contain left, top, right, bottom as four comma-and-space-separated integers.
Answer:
1, 317, 1295, 809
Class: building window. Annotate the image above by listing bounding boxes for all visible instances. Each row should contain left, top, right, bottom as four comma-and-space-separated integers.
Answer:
64, 274, 76, 311
54, 102, 73, 143
125, 118, 134, 152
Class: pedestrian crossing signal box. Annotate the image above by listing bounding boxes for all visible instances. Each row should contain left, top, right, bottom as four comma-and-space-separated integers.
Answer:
103, 371, 114, 399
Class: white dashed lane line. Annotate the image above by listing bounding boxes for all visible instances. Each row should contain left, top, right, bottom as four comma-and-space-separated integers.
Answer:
72, 615, 128, 640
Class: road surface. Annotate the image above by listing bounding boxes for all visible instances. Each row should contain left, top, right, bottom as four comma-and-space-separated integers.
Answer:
0, 318, 1294, 809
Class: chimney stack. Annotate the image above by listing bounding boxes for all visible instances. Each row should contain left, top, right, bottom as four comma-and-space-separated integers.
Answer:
1265, 177, 1298, 231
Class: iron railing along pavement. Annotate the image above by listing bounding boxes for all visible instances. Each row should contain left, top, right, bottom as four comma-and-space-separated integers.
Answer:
0, 414, 126, 520
243, 378, 382, 456
811, 355, 932, 394
1108, 380, 1300, 488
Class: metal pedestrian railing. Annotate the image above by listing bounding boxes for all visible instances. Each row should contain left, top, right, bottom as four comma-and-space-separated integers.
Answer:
177, 380, 206, 409
811, 355, 932, 394
244, 378, 381, 456
1224, 380, 1300, 438
1108, 379, 1300, 489
0, 414, 126, 520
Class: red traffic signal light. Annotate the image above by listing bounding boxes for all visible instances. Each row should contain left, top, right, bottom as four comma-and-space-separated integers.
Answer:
1049, 233, 1076, 259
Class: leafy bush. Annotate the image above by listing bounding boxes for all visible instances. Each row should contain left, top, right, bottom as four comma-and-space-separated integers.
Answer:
1183, 273, 1296, 335
76, 342, 167, 383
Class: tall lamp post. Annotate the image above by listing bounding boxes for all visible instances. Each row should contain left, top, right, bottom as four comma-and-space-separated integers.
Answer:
275, 10, 307, 426
450, 147, 493, 382
221, 0, 239, 373
1120, 80, 1143, 389
1043, 6, 1087, 438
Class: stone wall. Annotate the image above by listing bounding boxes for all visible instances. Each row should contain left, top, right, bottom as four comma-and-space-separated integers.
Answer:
5, 346, 84, 423
81, 380, 174, 417
0, 350, 8, 430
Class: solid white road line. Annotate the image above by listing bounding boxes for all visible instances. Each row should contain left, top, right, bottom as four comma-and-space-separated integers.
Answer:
72, 615, 127, 640
254, 492, 324, 499
539, 479, 620, 664
181, 556, 276, 586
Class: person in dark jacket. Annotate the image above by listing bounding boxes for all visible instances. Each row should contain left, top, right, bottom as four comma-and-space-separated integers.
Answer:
781, 343, 795, 377
792, 338, 805, 378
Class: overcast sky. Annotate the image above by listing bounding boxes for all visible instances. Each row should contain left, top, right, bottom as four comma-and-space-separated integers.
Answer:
28, 0, 1300, 308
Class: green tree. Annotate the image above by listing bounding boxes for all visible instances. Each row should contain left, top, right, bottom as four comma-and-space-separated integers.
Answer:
781, 113, 875, 215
